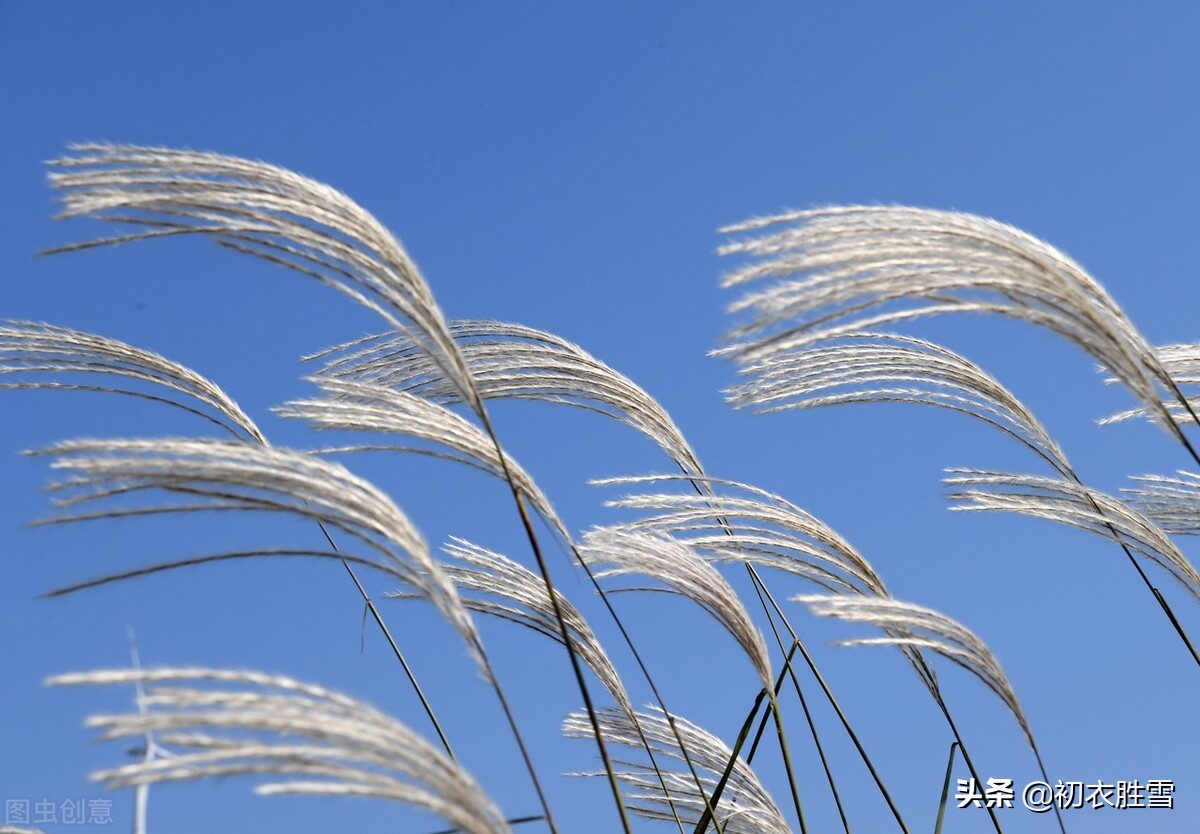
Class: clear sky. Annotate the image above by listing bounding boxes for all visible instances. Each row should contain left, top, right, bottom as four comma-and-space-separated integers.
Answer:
3, 4, 1199, 834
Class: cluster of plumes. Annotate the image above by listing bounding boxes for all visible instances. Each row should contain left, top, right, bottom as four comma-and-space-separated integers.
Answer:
309, 320, 706, 478
718, 205, 1186, 442
48, 668, 512, 834
32, 147, 1189, 834
563, 707, 789, 834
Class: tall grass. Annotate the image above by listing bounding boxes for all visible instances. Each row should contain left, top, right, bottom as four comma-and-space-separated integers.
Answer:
6, 145, 1198, 834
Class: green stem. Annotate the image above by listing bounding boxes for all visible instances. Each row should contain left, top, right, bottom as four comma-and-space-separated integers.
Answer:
933, 742, 958, 834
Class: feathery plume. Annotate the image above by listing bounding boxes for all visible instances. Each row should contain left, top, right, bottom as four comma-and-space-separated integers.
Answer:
595, 473, 890, 598
1124, 470, 1200, 536
0, 320, 264, 443
947, 468, 1200, 600
719, 206, 1182, 440
563, 707, 789, 834
309, 320, 705, 478
726, 331, 1071, 475
48, 144, 479, 410
394, 538, 634, 719
581, 528, 772, 689
796, 595, 1036, 747
31, 437, 486, 667
277, 377, 569, 541
49, 668, 511, 834
1101, 342, 1200, 426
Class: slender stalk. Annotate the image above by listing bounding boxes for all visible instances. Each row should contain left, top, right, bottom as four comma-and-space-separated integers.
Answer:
765, 688, 808, 834
316, 520, 457, 759
747, 575, 910, 834
475, 404, 630, 834
750, 591, 854, 834
927, 689, 1003, 834
693, 688, 767, 834
933, 742, 959, 834
425, 815, 545, 834
471, 641, 562, 834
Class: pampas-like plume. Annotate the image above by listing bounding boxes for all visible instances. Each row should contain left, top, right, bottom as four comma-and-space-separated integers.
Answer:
1125, 470, 1200, 536
277, 377, 569, 541
308, 321, 706, 478
718, 206, 1182, 441
594, 473, 890, 598
581, 528, 772, 689
394, 538, 634, 719
30, 437, 485, 668
563, 707, 789, 834
796, 595, 1036, 747
1101, 342, 1200, 426
48, 144, 480, 410
0, 321, 265, 444
946, 468, 1200, 599
726, 331, 1071, 475
48, 668, 511, 834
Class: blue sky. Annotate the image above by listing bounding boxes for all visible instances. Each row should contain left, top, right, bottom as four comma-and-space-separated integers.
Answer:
3, 4, 1200, 834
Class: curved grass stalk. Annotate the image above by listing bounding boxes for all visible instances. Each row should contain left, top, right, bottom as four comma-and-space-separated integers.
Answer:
0, 321, 265, 443
580, 529, 810, 830
581, 528, 773, 691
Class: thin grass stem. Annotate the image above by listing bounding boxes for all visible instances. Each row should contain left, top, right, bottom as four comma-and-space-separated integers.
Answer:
933, 742, 959, 834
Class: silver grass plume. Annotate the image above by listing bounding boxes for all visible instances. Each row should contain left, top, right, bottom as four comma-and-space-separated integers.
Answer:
48, 144, 481, 411
1101, 342, 1200, 427
276, 377, 569, 541
1125, 470, 1200, 536
580, 528, 773, 689
718, 206, 1183, 442
796, 595, 1037, 748
594, 473, 890, 598
31, 437, 486, 670
396, 538, 635, 720
49, 668, 511, 834
308, 320, 706, 478
0, 321, 264, 444
946, 468, 1200, 600
726, 331, 1071, 475
563, 707, 788, 834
